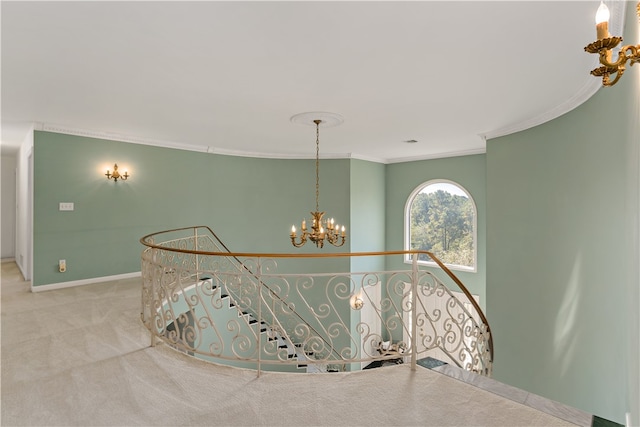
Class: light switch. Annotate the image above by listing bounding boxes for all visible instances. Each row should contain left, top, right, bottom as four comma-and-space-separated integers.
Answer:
59, 202, 74, 211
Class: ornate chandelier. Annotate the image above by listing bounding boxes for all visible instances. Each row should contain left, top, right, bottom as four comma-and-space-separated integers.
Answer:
290, 113, 346, 248
584, 1, 640, 87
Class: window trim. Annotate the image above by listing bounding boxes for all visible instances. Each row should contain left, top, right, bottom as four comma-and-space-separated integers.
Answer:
404, 179, 478, 273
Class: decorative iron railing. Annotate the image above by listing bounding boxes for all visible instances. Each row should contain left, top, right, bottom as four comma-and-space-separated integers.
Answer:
140, 226, 493, 376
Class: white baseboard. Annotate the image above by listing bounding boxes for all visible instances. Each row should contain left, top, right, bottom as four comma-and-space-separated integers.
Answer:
16, 260, 29, 281
1, 257, 16, 263
31, 271, 141, 292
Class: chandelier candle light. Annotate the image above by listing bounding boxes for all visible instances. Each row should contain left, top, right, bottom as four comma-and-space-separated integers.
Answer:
584, 1, 640, 86
290, 112, 346, 248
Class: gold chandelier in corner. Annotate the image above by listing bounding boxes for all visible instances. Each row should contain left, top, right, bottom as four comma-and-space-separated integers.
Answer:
584, 1, 640, 86
290, 112, 346, 249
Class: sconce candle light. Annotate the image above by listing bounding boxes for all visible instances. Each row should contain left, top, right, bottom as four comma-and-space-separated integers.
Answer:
350, 293, 364, 310
584, 1, 640, 86
105, 163, 129, 182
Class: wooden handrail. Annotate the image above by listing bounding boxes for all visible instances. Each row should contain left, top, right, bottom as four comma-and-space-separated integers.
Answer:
141, 226, 436, 259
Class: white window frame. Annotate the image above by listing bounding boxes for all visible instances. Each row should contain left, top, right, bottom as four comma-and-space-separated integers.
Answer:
404, 179, 477, 272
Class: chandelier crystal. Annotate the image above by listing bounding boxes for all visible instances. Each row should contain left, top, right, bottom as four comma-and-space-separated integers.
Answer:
584, 1, 640, 87
290, 117, 346, 248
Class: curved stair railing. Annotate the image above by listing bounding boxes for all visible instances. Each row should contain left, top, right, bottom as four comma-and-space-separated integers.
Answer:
141, 226, 344, 371
140, 226, 493, 376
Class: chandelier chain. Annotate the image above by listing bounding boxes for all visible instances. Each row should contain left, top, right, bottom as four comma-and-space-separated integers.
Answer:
315, 120, 320, 213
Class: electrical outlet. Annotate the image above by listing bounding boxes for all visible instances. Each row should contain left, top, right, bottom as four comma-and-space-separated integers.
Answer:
59, 202, 74, 211
59, 259, 66, 273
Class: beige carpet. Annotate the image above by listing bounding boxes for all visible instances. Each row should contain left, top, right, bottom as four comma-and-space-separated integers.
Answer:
1, 262, 582, 426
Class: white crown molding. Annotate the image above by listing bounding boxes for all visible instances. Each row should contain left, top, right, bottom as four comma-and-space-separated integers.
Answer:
480, 78, 601, 141
386, 147, 487, 164
348, 153, 389, 164
481, 1, 625, 142
36, 122, 487, 164
36, 122, 395, 162
38, 123, 210, 153
205, 147, 356, 161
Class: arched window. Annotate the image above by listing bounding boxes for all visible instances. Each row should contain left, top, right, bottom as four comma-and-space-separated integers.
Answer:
405, 180, 477, 271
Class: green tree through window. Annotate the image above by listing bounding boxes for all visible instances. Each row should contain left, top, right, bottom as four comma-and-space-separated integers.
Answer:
406, 181, 476, 270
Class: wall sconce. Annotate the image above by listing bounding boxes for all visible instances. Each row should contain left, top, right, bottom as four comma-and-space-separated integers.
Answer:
105, 164, 129, 182
350, 293, 364, 310
584, 2, 640, 86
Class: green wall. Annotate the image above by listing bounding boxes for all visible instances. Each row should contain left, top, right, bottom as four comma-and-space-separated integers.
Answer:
621, 6, 639, 424
33, 131, 350, 286
385, 154, 487, 303
486, 4, 638, 421
348, 159, 386, 366
350, 158, 386, 271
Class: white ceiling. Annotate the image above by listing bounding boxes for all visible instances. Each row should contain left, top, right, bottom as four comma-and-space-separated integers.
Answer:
1, 1, 621, 162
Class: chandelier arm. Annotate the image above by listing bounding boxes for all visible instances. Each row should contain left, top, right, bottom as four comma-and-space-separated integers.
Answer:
291, 233, 307, 248
604, 68, 625, 87
626, 45, 640, 65
597, 45, 639, 69
587, 44, 639, 86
